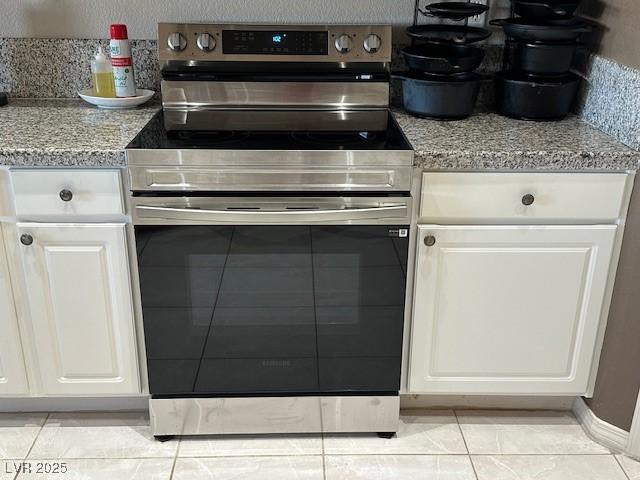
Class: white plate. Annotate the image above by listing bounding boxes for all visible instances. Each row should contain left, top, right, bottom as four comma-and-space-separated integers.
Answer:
78, 89, 155, 109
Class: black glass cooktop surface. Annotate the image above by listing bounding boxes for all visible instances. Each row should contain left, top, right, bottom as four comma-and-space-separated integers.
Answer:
127, 111, 412, 151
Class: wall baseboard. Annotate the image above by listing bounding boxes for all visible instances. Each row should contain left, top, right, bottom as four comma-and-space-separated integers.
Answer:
0, 396, 149, 412
573, 397, 629, 453
2, 394, 574, 414
401, 395, 575, 410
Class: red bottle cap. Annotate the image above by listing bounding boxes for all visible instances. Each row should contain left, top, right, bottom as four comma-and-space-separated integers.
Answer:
110, 24, 128, 40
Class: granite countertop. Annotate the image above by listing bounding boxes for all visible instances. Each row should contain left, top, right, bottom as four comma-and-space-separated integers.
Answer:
393, 110, 640, 171
0, 99, 159, 167
0, 99, 638, 171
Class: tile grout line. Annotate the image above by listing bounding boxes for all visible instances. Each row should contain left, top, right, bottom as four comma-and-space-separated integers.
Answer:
454, 410, 480, 480
321, 431, 327, 480
168, 453, 179, 480
18, 452, 613, 460
16, 456, 192, 460
23, 412, 50, 461
613, 454, 632, 480
445, 453, 619, 457
19, 453, 332, 460
168, 435, 181, 480
453, 410, 471, 456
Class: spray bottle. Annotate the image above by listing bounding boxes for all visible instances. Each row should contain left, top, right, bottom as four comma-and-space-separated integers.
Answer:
109, 24, 137, 97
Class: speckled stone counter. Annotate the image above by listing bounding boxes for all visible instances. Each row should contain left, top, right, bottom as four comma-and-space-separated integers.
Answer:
0, 99, 159, 167
1, 99, 638, 171
393, 110, 640, 171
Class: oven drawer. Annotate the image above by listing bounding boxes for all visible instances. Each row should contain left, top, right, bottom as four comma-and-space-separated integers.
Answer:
129, 166, 412, 192
11, 169, 124, 217
420, 172, 629, 223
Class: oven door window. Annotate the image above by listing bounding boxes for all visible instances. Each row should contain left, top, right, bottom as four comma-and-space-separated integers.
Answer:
136, 225, 409, 397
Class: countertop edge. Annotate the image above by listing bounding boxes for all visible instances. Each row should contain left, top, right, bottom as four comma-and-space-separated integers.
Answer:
0, 102, 638, 172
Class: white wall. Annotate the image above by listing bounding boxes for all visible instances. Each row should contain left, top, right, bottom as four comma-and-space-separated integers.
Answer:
1, 0, 418, 39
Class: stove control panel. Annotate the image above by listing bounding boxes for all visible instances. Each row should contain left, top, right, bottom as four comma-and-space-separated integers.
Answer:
223, 30, 329, 55
159, 24, 392, 63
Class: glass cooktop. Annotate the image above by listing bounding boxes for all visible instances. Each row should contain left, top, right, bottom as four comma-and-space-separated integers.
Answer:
127, 111, 412, 152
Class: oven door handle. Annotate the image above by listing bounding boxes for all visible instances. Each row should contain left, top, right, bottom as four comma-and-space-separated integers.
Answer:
135, 204, 409, 223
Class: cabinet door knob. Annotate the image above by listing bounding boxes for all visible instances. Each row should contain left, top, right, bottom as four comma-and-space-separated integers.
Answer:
20, 234, 33, 246
424, 235, 436, 247
522, 194, 535, 206
59, 189, 73, 202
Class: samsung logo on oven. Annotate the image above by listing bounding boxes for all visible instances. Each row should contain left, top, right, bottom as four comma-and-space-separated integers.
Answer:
388, 228, 408, 238
262, 360, 291, 368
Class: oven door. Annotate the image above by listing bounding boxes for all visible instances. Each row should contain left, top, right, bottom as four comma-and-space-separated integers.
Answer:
132, 195, 410, 398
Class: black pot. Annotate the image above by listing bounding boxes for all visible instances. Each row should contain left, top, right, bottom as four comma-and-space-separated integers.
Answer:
402, 44, 485, 74
490, 18, 591, 42
506, 40, 578, 74
393, 72, 482, 119
422, 1, 489, 21
406, 25, 492, 44
495, 71, 581, 120
513, 0, 581, 19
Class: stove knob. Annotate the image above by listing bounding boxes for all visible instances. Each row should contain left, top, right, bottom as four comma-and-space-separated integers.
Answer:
364, 34, 382, 54
197, 33, 216, 52
167, 32, 187, 52
334, 34, 353, 54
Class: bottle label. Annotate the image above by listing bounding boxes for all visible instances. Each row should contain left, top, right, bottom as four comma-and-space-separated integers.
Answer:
110, 40, 132, 58
112, 57, 133, 67
110, 39, 136, 97
113, 66, 137, 97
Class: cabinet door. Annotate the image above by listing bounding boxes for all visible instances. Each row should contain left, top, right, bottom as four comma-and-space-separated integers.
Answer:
410, 224, 617, 395
0, 226, 28, 395
17, 223, 140, 395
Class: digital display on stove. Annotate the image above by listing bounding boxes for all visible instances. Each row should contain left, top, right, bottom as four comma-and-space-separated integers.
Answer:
222, 30, 328, 55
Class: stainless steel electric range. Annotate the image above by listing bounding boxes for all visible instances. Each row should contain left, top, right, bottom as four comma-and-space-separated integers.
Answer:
126, 23, 414, 439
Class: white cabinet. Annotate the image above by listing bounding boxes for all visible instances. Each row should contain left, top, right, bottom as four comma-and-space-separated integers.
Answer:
410, 224, 618, 395
0, 225, 29, 395
15, 223, 140, 395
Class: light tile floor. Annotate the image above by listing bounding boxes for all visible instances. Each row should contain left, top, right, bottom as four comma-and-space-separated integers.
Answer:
0, 409, 638, 479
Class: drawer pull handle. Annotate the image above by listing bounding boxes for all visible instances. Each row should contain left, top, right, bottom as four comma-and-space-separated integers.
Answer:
424, 235, 436, 247
59, 189, 73, 202
521, 194, 535, 206
20, 234, 33, 246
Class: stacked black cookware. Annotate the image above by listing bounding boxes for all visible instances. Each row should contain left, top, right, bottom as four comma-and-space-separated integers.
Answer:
394, 2, 492, 119
492, 0, 590, 120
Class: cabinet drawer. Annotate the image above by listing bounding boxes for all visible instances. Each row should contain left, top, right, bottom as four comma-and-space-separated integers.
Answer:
420, 172, 629, 223
12, 169, 124, 217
